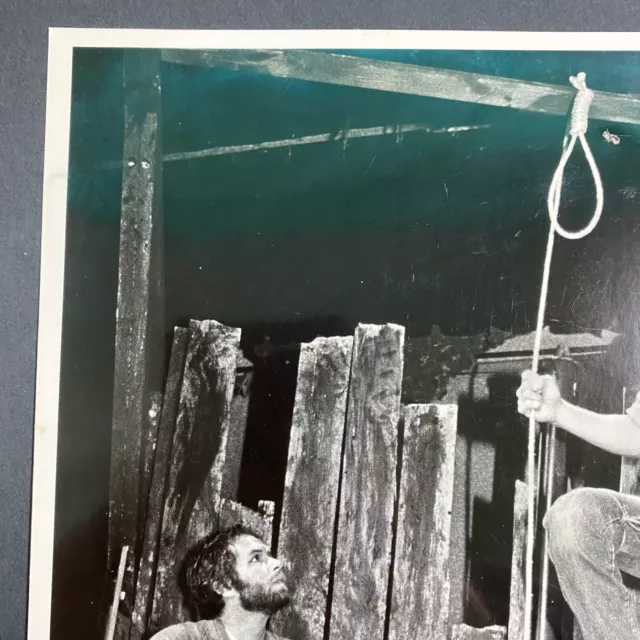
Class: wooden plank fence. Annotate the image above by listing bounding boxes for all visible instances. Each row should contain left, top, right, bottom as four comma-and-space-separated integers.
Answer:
109, 319, 525, 640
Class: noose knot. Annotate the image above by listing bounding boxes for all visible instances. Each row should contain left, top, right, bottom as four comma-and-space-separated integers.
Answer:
569, 72, 594, 137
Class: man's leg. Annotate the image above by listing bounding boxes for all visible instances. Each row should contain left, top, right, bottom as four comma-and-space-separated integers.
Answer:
544, 487, 640, 640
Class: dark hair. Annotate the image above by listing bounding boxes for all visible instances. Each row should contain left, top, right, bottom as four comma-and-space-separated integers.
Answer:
183, 524, 260, 618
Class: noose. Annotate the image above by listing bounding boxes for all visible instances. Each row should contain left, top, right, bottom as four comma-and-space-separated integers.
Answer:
523, 72, 604, 640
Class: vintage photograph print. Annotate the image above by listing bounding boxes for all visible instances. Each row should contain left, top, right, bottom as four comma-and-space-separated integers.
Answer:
32, 30, 640, 640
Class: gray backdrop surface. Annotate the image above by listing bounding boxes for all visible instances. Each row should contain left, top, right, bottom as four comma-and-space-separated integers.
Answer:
2, 3, 640, 638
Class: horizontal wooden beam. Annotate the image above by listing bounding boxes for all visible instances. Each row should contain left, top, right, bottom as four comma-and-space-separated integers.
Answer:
162, 123, 489, 163
161, 49, 640, 126
100, 122, 489, 169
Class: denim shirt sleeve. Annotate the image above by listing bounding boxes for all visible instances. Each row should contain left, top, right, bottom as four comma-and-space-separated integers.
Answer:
626, 391, 640, 426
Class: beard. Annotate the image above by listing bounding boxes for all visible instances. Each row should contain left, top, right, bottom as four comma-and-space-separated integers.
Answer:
235, 577, 291, 615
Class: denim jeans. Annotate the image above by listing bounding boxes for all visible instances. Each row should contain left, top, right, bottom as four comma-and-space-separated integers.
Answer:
545, 487, 640, 640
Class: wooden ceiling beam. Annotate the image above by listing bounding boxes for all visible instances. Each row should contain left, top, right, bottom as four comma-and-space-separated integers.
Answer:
161, 48, 640, 126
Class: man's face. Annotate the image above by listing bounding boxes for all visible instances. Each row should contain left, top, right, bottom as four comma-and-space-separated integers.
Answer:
229, 534, 291, 614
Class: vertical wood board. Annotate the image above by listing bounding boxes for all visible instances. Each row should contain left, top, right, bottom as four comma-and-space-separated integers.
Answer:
271, 337, 353, 640
508, 480, 528, 640
149, 320, 240, 633
130, 328, 189, 640
108, 47, 164, 569
329, 323, 405, 640
388, 403, 458, 640
620, 457, 640, 495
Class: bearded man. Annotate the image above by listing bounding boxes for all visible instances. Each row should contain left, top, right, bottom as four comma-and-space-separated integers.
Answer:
152, 524, 292, 640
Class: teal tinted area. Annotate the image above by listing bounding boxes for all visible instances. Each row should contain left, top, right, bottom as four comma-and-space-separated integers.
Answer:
64, 46, 640, 337
68, 48, 640, 240
159, 49, 640, 239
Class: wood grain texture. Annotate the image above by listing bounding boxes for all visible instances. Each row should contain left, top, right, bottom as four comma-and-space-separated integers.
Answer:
508, 480, 528, 640
270, 337, 353, 640
120, 390, 162, 640
140, 391, 164, 530
108, 49, 165, 640
620, 457, 640, 495
388, 403, 458, 640
452, 624, 507, 640
218, 498, 273, 544
220, 368, 253, 501
162, 49, 640, 126
149, 320, 240, 634
329, 324, 405, 640
258, 501, 276, 548
108, 48, 165, 573
130, 329, 189, 640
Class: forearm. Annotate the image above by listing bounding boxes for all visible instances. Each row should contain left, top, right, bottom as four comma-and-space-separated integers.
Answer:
554, 399, 640, 457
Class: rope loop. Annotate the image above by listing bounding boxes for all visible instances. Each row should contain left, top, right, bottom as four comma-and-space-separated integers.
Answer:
546, 72, 604, 241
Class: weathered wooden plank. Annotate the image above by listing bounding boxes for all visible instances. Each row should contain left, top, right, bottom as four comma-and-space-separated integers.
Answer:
220, 364, 254, 501
140, 391, 164, 525
269, 337, 353, 640
148, 320, 241, 635
129, 328, 189, 640
108, 48, 165, 640
452, 624, 507, 640
258, 500, 276, 547
388, 403, 458, 640
508, 480, 528, 640
109, 46, 165, 563
620, 457, 640, 495
118, 391, 163, 639
102, 123, 490, 170
218, 498, 273, 544
105, 546, 130, 640
161, 49, 640, 126
619, 386, 640, 496
329, 324, 405, 640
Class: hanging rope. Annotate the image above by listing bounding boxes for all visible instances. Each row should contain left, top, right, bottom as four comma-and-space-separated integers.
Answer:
523, 72, 604, 640
547, 73, 604, 240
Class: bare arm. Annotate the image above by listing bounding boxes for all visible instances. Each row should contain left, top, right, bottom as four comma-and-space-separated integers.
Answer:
517, 370, 640, 457
554, 399, 640, 457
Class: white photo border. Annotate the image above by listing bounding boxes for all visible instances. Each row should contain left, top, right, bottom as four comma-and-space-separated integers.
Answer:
33, 27, 640, 639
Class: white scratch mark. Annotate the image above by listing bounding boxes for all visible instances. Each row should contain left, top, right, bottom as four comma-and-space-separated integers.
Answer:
104, 124, 491, 168
443, 182, 449, 199
435, 124, 490, 134
365, 155, 377, 175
